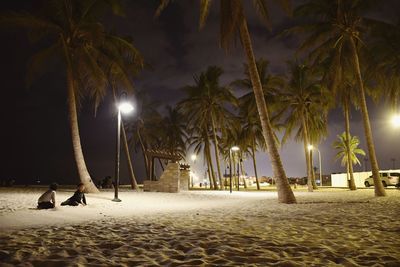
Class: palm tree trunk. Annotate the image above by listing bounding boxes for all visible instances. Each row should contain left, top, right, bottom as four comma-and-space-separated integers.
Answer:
121, 121, 138, 190
205, 144, 216, 189
137, 128, 150, 179
240, 159, 247, 189
310, 149, 318, 189
349, 38, 385, 196
62, 36, 98, 193
211, 114, 223, 190
251, 140, 260, 190
239, 17, 296, 203
344, 99, 356, 190
302, 117, 313, 192
204, 134, 216, 189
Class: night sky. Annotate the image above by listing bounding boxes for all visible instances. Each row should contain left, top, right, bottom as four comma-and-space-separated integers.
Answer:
1, 0, 399, 185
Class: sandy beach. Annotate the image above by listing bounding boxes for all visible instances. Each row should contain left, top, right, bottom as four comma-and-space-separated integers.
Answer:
0, 187, 399, 266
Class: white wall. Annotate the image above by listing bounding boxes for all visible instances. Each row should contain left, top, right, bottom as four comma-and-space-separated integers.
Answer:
331, 169, 400, 187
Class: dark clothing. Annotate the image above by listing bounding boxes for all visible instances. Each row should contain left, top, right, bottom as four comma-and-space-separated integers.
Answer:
37, 201, 55, 209
61, 190, 86, 206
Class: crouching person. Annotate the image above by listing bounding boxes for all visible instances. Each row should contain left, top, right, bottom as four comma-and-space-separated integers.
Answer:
38, 183, 58, 209
61, 183, 87, 206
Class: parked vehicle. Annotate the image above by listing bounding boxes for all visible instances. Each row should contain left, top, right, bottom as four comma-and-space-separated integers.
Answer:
364, 172, 400, 187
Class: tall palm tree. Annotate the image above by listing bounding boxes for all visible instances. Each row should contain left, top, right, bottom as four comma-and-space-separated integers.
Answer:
2, 0, 127, 192
234, 59, 284, 190
280, 62, 329, 192
333, 132, 366, 189
156, 0, 296, 203
292, 0, 386, 196
179, 66, 236, 190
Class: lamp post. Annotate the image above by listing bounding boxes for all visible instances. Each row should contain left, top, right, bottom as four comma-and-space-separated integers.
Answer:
113, 95, 134, 202
229, 146, 240, 193
308, 145, 322, 186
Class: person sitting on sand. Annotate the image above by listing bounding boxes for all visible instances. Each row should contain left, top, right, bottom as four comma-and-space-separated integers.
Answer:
61, 183, 87, 206
37, 183, 58, 209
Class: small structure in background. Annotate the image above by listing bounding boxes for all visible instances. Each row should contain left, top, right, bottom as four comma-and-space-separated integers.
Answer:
143, 149, 189, 193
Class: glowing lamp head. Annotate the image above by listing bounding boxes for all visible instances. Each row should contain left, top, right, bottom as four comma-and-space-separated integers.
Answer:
118, 102, 134, 114
231, 146, 240, 152
191, 154, 197, 161
307, 145, 314, 151
392, 114, 400, 128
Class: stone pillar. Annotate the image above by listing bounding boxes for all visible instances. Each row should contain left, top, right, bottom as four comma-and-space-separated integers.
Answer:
180, 169, 190, 191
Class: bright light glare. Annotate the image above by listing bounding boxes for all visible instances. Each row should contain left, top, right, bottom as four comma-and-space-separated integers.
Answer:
231, 146, 240, 151
118, 102, 134, 114
191, 154, 197, 161
392, 114, 400, 128
307, 144, 314, 151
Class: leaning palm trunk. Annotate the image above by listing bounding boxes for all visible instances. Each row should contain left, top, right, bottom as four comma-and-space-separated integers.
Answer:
211, 115, 223, 190
302, 117, 313, 192
251, 141, 260, 190
121, 121, 138, 190
350, 38, 385, 196
62, 37, 99, 193
137, 128, 150, 179
239, 17, 296, 203
344, 99, 356, 190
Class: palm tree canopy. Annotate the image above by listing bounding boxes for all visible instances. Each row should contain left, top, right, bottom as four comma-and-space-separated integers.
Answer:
1, 0, 143, 113
156, 0, 291, 50
279, 61, 330, 145
333, 132, 366, 166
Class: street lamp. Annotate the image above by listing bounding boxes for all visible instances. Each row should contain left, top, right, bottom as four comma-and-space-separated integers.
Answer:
308, 145, 322, 186
229, 146, 240, 193
113, 94, 134, 202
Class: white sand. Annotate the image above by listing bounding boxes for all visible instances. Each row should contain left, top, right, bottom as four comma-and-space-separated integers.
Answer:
0, 187, 399, 266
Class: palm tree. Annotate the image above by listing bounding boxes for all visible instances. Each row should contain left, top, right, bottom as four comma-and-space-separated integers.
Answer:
333, 132, 366, 189
178, 66, 236, 190
156, 0, 296, 203
159, 106, 188, 158
125, 91, 162, 179
280, 62, 329, 192
234, 59, 284, 190
292, 0, 386, 197
104, 34, 144, 190
2, 0, 128, 192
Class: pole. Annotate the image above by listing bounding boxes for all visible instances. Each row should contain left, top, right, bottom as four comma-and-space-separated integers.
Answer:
318, 148, 322, 186
113, 109, 122, 202
229, 149, 233, 193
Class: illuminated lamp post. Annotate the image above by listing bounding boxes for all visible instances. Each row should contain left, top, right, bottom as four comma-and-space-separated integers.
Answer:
113, 93, 134, 202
